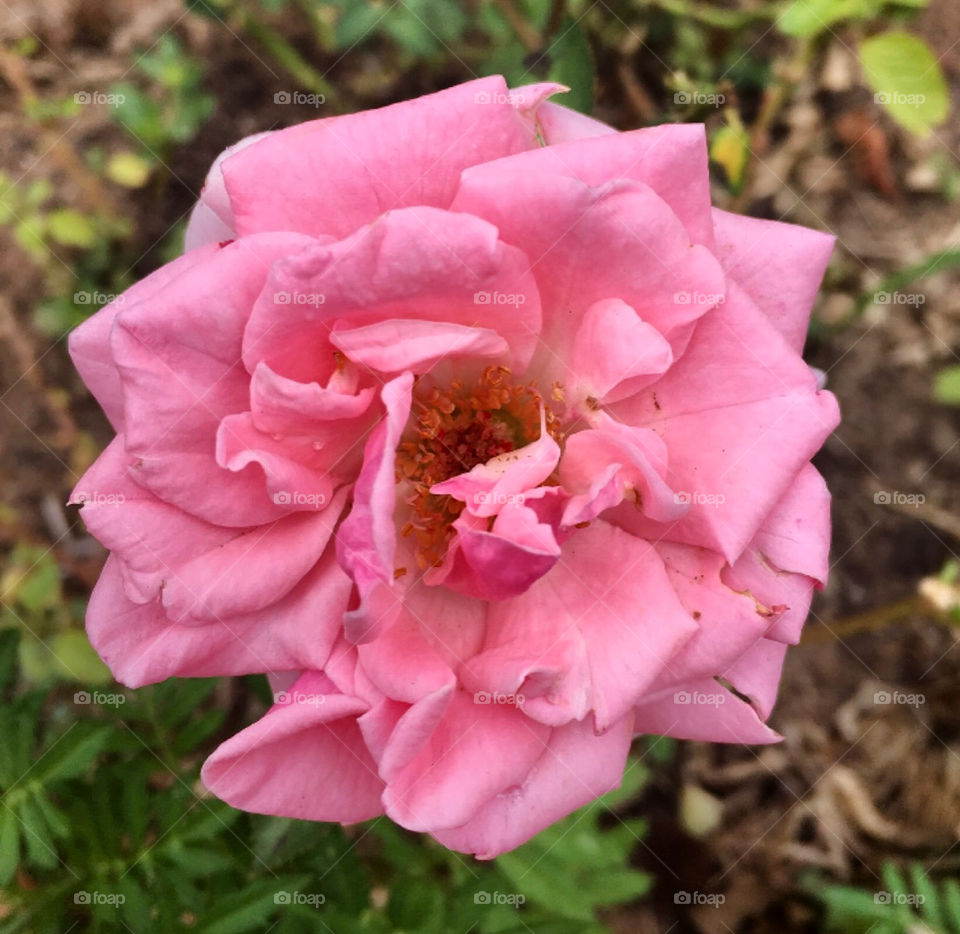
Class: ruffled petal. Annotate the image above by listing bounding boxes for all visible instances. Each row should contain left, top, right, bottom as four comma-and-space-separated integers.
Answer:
201, 671, 384, 822
221, 76, 540, 239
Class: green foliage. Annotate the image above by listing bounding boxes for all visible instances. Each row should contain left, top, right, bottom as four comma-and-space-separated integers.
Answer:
1, 625, 651, 933
813, 862, 960, 934
934, 366, 960, 406
110, 35, 215, 157
860, 31, 949, 137
777, 0, 926, 39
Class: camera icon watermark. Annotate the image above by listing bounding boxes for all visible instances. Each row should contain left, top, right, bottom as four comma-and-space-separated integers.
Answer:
674, 491, 725, 508
274, 890, 325, 907
74, 690, 126, 707
873, 290, 925, 306
74, 91, 126, 106
873, 690, 925, 708
674, 90, 725, 107
875, 91, 926, 108
474, 290, 526, 306
274, 291, 326, 307
274, 91, 325, 107
474, 890, 526, 906
674, 890, 726, 906
674, 690, 726, 708
474, 690, 525, 707
74, 891, 125, 906
272, 490, 327, 509
873, 490, 925, 507
874, 891, 925, 906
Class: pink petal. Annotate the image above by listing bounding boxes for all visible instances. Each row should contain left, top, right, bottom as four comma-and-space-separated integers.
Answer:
242, 208, 541, 384
470, 521, 698, 731
70, 437, 235, 604
184, 132, 273, 251
68, 243, 220, 431
433, 713, 633, 858
450, 174, 724, 362
534, 101, 618, 144
330, 318, 508, 374
161, 492, 347, 623
86, 553, 350, 687
713, 208, 834, 352
634, 678, 782, 744
112, 233, 315, 527
723, 463, 831, 644
434, 504, 562, 601
221, 76, 540, 239
570, 298, 673, 403
559, 415, 685, 525
452, 122, 715, 248
336, 374, 413, 644
646, 542, 780, 690
381, 690, 550, 833
611, 281, 840, 563
201, 671, 384, 822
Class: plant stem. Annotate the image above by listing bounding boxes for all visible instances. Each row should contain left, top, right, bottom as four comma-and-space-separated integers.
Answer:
800, 595, 932, 644
832, 248, 960, 329
239, 11, 336, 99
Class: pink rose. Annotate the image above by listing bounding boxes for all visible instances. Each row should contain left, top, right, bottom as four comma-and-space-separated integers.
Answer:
70, 77, 839, 858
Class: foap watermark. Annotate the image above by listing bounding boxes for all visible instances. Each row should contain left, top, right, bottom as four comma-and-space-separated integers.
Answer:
274, 91, 326, 107
274, 891, 326, 907
874, 891, 925, 906
473, 491, 526, 508
74, 690, 126, 708
274, 291, 326, 307
74, 91, 125, 106
74, 291, 123, 306
474, 690, 525, 707
474, 90, 528, 106
674, 90, 725, 107
674, 891, 726, 906
74, 891, 125, 907
674, 491, 725, 508
874, 490, 925, 507
274, 691, 326, 708
474, 290, 526, 306
474, 891, 526, 906
674, 690, 726, 708
73, 490, 126, 507
674, 290, 725, 306
273, 491, 327, 509
875, 91, 926, 109
874, 290, 925, 307
874, 690, 925, 708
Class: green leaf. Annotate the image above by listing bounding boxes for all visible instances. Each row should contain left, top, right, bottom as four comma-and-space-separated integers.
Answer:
860, 31, 949, 137
105, 151, 152, 188
388, 876, 446, 932
18, 796, 57, 871
48, 630, 111, 684
934, 366, 960, 406
0, 629, 20, 693
31, 722, 111, 785
547, 16, 594, 114
710, 114, 750, 193
193, 876, 308, 934
45, 210, 97, 249
0, 807, 20, 885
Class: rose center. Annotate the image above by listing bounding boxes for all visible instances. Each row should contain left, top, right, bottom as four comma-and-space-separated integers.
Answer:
395, 365, 563, 570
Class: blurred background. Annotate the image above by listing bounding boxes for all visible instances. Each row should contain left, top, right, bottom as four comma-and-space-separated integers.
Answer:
0, 0, 959, 931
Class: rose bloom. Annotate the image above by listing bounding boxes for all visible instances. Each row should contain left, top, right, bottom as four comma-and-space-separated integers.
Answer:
70, 77, 839, 857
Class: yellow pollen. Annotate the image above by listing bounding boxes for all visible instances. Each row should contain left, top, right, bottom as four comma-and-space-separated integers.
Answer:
394, 366, 563, 570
